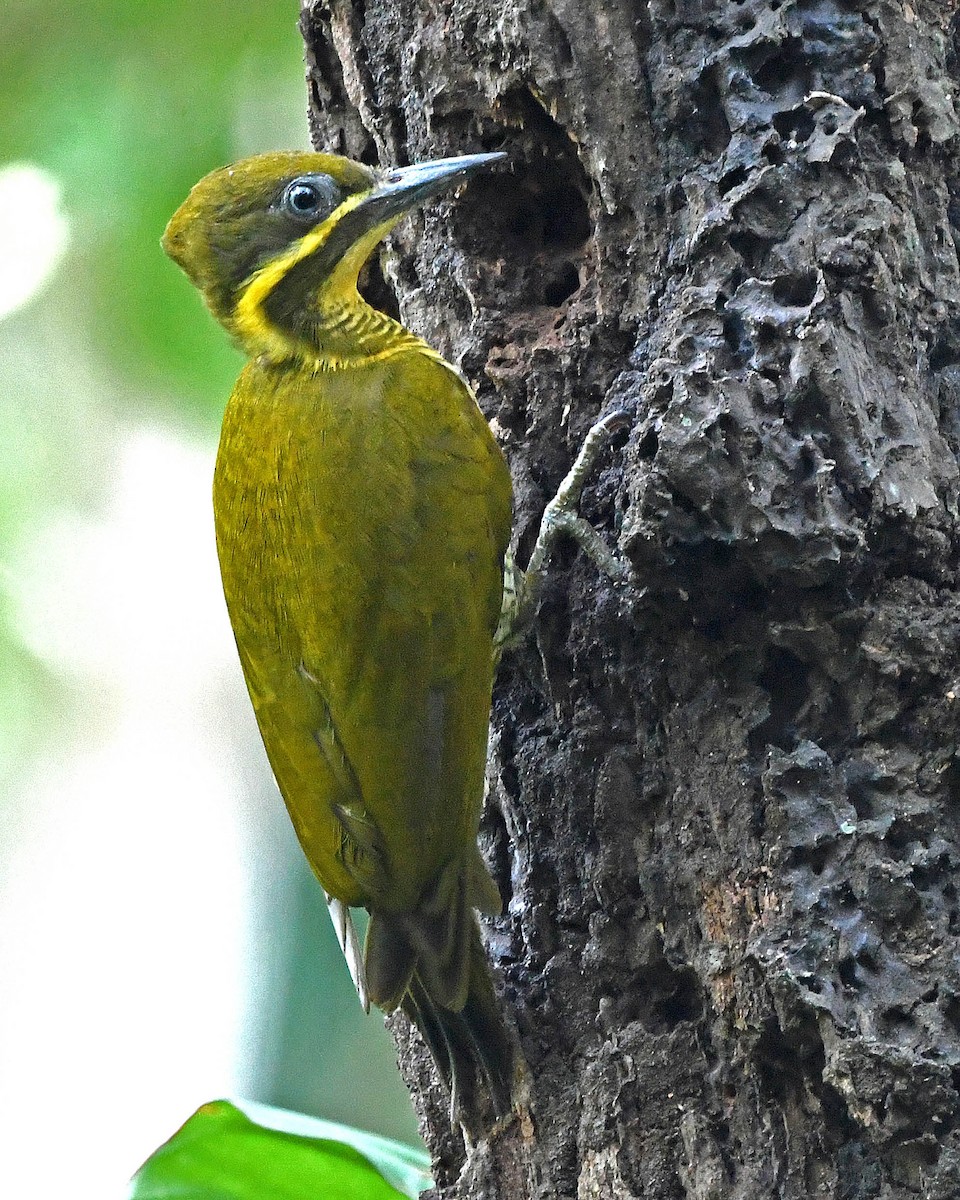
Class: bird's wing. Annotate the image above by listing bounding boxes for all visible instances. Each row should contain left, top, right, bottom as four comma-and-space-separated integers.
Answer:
235, 636, 388, 908
326, 893, 369, 1011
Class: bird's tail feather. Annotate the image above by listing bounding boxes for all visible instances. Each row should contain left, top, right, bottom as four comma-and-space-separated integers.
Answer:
364, 855, 514, 1120
400, 923, 513, 1120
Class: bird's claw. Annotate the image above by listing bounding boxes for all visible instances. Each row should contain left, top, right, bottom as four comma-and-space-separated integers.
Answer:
495, 407, 631, 656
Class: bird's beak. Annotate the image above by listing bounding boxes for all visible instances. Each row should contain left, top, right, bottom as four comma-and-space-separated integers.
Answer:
308, 152, 506, 288
368, 152, 507, 222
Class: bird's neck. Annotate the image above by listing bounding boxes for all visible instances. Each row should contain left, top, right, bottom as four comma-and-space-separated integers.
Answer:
302, 296, 429, 369
229, 247, 431, 370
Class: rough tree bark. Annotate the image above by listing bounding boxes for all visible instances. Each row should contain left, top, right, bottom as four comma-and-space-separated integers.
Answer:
300, 2, 960, 1196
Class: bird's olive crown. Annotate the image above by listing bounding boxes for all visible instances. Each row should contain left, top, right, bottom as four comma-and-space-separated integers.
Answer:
162, 151, 377, 324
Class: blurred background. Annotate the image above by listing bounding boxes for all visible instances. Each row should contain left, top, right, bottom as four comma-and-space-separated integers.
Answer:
0, 2, 420, 1196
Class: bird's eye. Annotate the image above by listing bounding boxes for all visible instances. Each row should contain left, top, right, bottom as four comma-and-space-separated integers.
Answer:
284, 181, 323, 218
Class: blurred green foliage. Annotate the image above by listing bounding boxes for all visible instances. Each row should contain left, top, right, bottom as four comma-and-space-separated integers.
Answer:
0, 1, 308, 835
130, 1100, 431, 1200
2, 0, 311, 420
2, 0, 309, 771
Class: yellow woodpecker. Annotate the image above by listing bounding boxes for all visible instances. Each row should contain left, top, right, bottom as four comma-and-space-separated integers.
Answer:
162, 150, 515, 1115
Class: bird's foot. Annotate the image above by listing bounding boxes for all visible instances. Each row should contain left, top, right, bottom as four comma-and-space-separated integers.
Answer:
495, 408, 631, 656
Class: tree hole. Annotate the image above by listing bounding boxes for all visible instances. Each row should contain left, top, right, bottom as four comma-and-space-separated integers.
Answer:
844, 761, 882, 819
460, 88, 594, 315
636, 428, 660, 460
543, 262, 581, 306
745, 38, 812, 99
468, 170, 590, 260
627, 951, 704, 1032
682, 68, 732, 157
658, 972, 702, 1026
755, 1010, 826, 1101
838, 957, 859, 989
773, 106, 816, 144
943, 993, 960, 1036
718, 165, 749, 196
542, 186, 591, 250
748, 647, 810, 752
772, 271, 818, 308
357, 255, 401, 321
729, 228, 772, 270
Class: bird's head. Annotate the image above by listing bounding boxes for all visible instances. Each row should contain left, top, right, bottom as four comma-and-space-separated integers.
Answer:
162, 150, 505, 362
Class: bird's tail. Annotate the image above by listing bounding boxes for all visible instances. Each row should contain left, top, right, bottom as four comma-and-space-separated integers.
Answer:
401, 922, 514, 1118
364, 851, 514, 1120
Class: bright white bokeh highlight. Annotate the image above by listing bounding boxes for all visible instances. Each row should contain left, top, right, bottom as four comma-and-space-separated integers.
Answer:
0, 427, 255, 1199
0, 163, 70, 320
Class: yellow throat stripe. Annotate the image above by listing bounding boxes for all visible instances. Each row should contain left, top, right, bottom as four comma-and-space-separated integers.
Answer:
232, 191, 437, 371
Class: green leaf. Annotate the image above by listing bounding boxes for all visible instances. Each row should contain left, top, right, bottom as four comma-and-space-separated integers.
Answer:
129, 1099, 432, 1200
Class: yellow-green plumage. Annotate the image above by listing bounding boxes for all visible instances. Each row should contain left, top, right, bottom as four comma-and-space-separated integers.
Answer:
215, 352, 510, 932
163, 150, 514, 1113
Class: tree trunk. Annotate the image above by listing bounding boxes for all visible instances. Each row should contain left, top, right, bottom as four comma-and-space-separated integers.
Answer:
300, 2, 960, 1196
